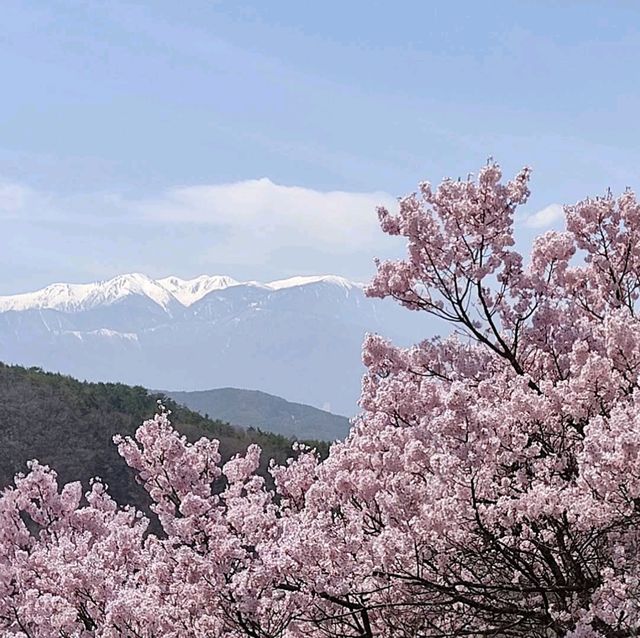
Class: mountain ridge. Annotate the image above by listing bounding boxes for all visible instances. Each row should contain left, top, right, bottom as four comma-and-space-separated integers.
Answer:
167, 387, 351, 441
0, 273, 365, 313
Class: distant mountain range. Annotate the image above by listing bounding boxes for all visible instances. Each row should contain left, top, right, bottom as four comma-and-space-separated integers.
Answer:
0, 273, 430, 415
167, 387, 351, 441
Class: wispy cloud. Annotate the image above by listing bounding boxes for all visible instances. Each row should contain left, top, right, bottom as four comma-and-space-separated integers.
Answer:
0, 176, 396, 241
523, 203, 564, 229
134, 178, 396, 251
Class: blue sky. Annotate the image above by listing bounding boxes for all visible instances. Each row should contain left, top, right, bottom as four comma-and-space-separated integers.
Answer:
1, 1, 640, 293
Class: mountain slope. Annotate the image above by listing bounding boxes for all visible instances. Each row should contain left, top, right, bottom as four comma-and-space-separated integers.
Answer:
0, 363, 328, 513
167, 387, 351, 441
0, 274, 430, 414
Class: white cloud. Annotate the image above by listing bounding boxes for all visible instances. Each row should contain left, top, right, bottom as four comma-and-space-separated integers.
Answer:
134, 178, 396, 250
0, 176, 396, 248
523, 203, 564, 229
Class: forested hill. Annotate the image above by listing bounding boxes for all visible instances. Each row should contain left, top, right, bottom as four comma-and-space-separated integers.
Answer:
0, 363, 329, 511
167, 387, 351, 441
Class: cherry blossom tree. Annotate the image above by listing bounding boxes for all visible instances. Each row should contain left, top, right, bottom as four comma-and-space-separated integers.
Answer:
2, 161, 640, 637
0, 408, 297, 637
281, 162, 640, 637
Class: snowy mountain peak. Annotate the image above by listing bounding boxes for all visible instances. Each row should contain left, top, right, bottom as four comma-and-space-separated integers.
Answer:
96, 273, 176, 309
0, 273, 176, 313
158, 275, 240, 306
0, 273, 363, 313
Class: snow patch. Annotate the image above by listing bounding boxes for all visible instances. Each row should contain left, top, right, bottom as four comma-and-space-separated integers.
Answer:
266, 275, 363, 291
61, 328, 139, 340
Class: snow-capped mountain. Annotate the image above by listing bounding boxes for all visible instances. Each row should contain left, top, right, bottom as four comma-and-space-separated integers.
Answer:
0, 274, 430, 415
0, 273, 178, 313
157, 275, 242, 306
0, 273, 362, 313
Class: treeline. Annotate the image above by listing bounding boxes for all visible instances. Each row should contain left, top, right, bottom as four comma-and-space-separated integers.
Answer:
0, 362, 329, 512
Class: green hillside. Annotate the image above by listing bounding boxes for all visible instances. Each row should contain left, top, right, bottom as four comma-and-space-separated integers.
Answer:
0, 363, 329, 512
167, 387, 351, 441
